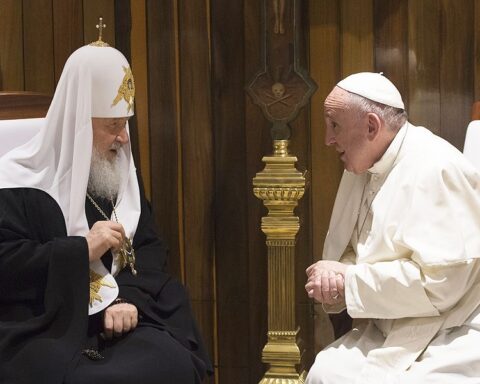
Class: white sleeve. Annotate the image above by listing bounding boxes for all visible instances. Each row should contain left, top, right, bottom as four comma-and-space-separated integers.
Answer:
344, 150, 480, 319
345, 258, 480, 319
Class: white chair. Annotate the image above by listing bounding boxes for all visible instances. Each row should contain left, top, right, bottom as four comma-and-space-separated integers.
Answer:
0, 118, 44, 157
0, 92, 50, 156
463, 101, 480, 171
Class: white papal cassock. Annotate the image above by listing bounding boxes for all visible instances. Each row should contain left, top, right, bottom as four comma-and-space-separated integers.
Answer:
307, 123, 480, 384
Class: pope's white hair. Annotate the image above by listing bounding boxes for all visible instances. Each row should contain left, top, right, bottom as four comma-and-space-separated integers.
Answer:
87, 147, 122, 199
347, 92, 408, 131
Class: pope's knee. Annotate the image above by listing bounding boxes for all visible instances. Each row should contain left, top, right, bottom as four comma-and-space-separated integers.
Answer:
305, 361, 323, 384
305, 351, 335, 384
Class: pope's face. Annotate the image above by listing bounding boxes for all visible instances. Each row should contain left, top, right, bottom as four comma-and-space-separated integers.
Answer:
324, 87, 372, 174
91, 117, 130, 161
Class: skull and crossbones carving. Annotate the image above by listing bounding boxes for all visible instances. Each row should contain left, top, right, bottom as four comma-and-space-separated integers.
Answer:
265, 82, 291, 107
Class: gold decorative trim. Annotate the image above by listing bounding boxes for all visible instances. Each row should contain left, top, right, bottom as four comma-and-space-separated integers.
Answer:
112, 66, 135, 113
259, 371, 307, 384
266, 239, 295, 247
268, 330, 299, 337
89, 269, 115, 306
254, 187, 305, 201
89, 41, 110, 47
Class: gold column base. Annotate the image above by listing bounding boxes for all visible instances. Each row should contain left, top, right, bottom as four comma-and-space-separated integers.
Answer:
259, 370, 307, 384
259, 329, 307, 384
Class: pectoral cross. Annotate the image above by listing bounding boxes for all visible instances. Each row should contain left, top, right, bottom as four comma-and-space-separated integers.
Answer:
96, 17, 106, 42
120, 237, 137, 276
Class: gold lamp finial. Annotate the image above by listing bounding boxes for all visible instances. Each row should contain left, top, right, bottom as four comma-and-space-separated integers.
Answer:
89, 17, 110, 47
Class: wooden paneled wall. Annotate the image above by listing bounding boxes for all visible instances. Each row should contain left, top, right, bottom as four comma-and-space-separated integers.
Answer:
0, 0, 116, 92
1, 0, 480, 383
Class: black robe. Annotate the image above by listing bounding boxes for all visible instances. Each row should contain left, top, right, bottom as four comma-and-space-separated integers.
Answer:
0, 183, 212, 384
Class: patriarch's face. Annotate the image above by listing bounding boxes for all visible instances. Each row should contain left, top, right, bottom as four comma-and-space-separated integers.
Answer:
91, 117, 130, 161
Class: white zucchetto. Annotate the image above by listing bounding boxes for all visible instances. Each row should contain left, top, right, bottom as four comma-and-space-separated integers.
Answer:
337, 72, 405, 110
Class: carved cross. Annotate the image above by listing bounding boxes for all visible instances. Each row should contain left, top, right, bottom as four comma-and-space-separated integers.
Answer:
246, 0, 317, 137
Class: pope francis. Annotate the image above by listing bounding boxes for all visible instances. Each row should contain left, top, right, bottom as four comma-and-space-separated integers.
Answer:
305, 72, 480, 383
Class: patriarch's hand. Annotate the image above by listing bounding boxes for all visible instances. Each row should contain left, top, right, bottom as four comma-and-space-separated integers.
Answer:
102, 302, 138, 339
85, 221, 126, 262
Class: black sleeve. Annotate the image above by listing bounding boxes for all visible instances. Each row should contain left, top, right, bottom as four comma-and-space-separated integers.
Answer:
0, 188, 89, 309
0, 188, 90, 384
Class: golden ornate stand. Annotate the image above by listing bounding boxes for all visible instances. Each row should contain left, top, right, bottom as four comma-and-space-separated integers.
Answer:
253, 140, 307, 384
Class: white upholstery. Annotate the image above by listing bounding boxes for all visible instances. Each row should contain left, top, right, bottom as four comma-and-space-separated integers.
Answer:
464, 121, 480, 171
0, 118, 44, 157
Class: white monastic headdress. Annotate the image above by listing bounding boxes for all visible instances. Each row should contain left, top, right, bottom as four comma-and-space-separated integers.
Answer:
0, 39, 140, 314
337, 72, 405, 109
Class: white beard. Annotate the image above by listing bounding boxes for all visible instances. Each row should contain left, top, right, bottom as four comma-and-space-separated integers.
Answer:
88, 147, 122, 199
